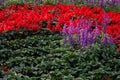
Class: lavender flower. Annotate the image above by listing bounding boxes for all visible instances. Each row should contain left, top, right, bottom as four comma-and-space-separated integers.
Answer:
93, 22, 100, 37
102, 34, 107, 45
102, 34, 115, 46
0, 0, 4, 3
88, 31, 96, 45
68, 20, 74, 46
62, 24, 67, 43
108, 37, 114, 45
102, 12, 109, 33
81, 16, 84, 28
89, 0, 95, 6
98, 0, 104, 7
76, 23, 81, 45
57, 0, 60, 3
62, 18, 114, 49
82, 28, 88, 47
38, 0, 42, 3
70, 0, 75, 3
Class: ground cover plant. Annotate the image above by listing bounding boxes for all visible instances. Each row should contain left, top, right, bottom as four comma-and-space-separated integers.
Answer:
0, 0, 120, 80
0, 30, 120, 80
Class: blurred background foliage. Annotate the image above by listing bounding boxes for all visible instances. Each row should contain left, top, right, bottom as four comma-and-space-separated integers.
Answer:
0, 0, 120, 12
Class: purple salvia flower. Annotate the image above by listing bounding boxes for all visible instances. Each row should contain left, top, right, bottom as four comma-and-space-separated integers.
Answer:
57, 0, 60, 3
116, 0, 120, 6
92, 0, 95, 5
38, 0, 42, 3
68, 28, 73, 46
108, 36, 114, 45
0, 0, 3, 3
62, 24, 67, 44
94, 27, 100, 37
106, 0, 111, 5
80, 18, 85, 47
81, 16, 84, 28
82, 28, 88, 47
86, 20, 92, 31
88, 32, 96, 45
70, 0, 75, 3
87, 0, 92, 5
85, 20, 89, 26
102, 34, 107, 45
94, 22, 100, 37
102, 12, 108, 33
98, 0, 104, 7
76, 23, 81, 45
68, 21, 74, 46
86, 20, 92, 32
112, 0, 116, 6
90, 0, 95, 6
81, 29, 84, 47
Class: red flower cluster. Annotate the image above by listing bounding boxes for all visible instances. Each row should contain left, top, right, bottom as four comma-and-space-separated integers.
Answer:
0, 4, 119, 51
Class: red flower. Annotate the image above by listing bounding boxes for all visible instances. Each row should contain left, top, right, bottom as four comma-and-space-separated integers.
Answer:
118, 46, 120, 52
104, 76, 110, 80
2, 66, 11, 74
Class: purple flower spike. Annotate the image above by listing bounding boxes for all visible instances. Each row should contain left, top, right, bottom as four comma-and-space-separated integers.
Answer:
57, 0, 60, 3
70, 0, 75, 3
82, 29, 88, 47
81, 16, 84, 28
0, 0, 4, 3
102, 12, 108, 33
68, 24, 74, 46
62, 24, 67, 44
94, 22, 100, 37
38, 0, 42, 3
98, 0, 104, 7
76, 24, 81, 46
102, 34, 107, 45
88, 32, 96, 45
108, 37, 114, 45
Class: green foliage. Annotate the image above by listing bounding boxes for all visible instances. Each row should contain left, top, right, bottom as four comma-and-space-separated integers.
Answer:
104, 6, 120, 12
0, 0, 120, 12
0, 29, 120, 80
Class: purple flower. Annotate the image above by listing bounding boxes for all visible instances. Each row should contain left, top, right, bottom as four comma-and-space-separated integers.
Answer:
98, 0, 105, 7
81, 16, 85, 28
102, 12, 109, 33
57, 0, 61, 3
82, 28, 88, 47
88, 32, 96, 45
108, 36, 114, 45
102, 34, 108, 45
93, 22, 100, 37
102, 34, 115, 46
62, 17, 115, 49
70, 0, 75, 3
62, 24, 67, 44
0, 0, 4, 3
68, 22, 74, 46
76, 23, 81, 45
89, 0, 95, 6
38, 0, 42, 3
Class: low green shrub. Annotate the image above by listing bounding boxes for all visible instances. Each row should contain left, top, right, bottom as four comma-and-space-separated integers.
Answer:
0, 30, 120, 80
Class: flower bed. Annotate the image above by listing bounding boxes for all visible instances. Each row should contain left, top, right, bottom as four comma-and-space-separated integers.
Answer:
0, 4, 120, 50
0, 4, 120, 79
